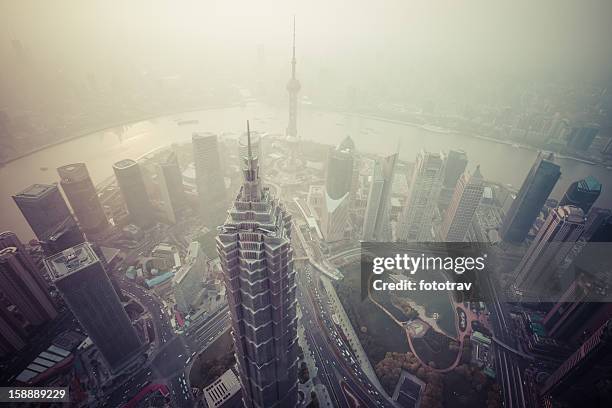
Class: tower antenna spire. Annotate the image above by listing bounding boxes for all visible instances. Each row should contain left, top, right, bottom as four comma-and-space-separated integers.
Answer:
247, 120, 253, 164
291, 15, 296, 79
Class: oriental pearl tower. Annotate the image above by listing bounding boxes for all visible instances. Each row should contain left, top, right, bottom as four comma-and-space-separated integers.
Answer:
286, 16, 301, 169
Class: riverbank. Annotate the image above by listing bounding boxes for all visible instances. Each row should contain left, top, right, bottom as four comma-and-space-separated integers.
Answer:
0, 103, 240, 166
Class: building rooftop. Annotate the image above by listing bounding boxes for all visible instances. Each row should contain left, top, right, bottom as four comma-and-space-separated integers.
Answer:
44, 243, 100, 280
14, 183, 56, 199
113, 159, 137, 169
578, 176, 602, 193
204, 369, 241, 408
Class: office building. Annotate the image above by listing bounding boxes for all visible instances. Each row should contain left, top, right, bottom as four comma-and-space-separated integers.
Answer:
500, 152, 561, 243
192, 133, 226, 224
0, 232, 57, 326
540, 319, 612, 407
45, 243, 142, 373
113, 159, 154, 228
13, 183, 81, 244
321, 141, 354, 242
173, 242, 208, 314
216, 122, 298, 408
438, 150, 468, 210
440, 166, 485, 242
157, 152, 186, 224
514, 206, 585, 293
397, 151, 444, 242
566, 123, 600, 151
57, 163, 108, 235
559, 176, 601, 215
362, 153, 398, 242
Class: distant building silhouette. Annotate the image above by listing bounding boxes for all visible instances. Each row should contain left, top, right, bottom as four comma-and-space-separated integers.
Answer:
321, 139, 354, 242
362, 153, 398, 241
566, 123, 600, 151
559, 176, 601, 215
57, 163, 108, 235
216, 122, 298, 408
397, 151, 444, 241
440, 166, 484, 242
113, 159, 155, 228
192, 133, 226, 224
157, 152, 186, 224
286, 16, 300, 140
45, 243, 142, 373
500, 152, 561, 243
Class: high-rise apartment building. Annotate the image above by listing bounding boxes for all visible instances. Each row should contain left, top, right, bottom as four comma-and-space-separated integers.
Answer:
440, 166, 484, 242
500, 152, 561, 243
192, 133, 226, 224
0, 231, 57, 326
397, 151, 444, 242
362, 153, 398, 241
57, 163, 108, 235
13, 184, 82, 247
321, 140, 354, 242
157, 152, 186, 224
216, 122, 298, 408
514, 206, 585, 293
113, 159, 155, 228
45, 243, 142, 373
559, 176, 601, 215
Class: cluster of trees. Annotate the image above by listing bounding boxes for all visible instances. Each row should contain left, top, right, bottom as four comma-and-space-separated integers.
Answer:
391, 296, 419, 320
298, 361, 310, 384
198, 351, 236, 388
375, 351, 501, 408
308, 390, 320, 408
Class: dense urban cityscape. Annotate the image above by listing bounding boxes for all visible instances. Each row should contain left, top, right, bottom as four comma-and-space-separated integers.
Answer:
1, 1, 612, 408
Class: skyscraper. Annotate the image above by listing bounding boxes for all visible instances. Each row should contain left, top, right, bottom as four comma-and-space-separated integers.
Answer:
192, 132, 226, 224
439, 150, 468, 210
0, 232, 57, 326
286, 16, 300, 141
113, 159, 155, 228
216, 122, 298, 408
172, 241, 208, 314
514, 206, 585, 293
57, 163, 108, 235
500, 152, 561, 243
321, 141, 354, 242
157, 152, 186, 224
397, 151, 444, 242
539, 319, 612, 407
362, 153, 398, 242
13, 183, 81, 244
566, 123, 600, 151
559, 176, 601, 215
45, 243, 142, 373
0, 303, 27, 357
440, 166, 484, 242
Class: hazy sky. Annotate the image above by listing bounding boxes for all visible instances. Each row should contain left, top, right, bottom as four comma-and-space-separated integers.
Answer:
2, 0, 612, 92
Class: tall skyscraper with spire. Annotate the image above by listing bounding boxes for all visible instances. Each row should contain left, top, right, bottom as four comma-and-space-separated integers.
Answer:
286, 16, 300, 141
216, 121, 298, 408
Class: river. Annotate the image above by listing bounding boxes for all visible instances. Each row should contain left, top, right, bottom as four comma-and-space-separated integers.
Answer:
1, 102, 611, 240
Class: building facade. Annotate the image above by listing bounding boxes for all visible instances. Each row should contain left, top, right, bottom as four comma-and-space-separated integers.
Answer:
113, 159, 155, 228
500, 152, 561, 243
216, 123, 298, 408
321, 141, 354, 242
440, 166, 484, 242
157, 152, 186, 224
192, 132, 227, 224
559, 176, 601, 215
173, 241, 208, 314
397, 151, 444, 242
514, 205, 585, 294
57, 163, 108, 235
362, 153, 398, 242
45, 243, 143, 373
